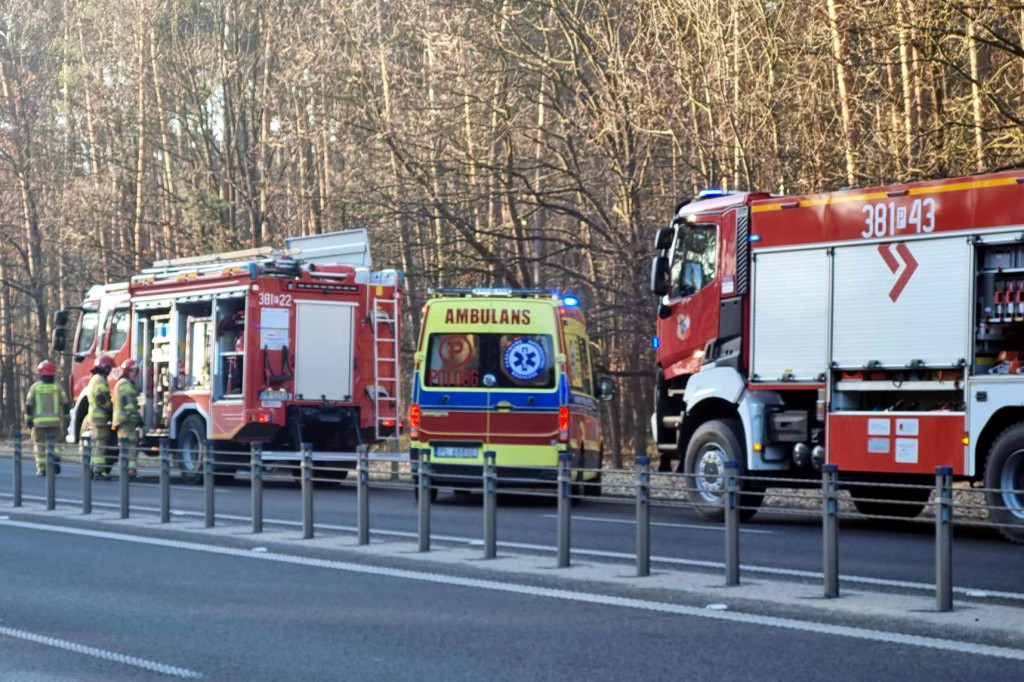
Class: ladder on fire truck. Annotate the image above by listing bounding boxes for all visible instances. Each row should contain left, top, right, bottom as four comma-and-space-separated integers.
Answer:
371, 296, 401, 441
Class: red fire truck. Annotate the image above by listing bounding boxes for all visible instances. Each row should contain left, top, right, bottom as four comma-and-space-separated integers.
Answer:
55, 230, 402, 481
651, 170, 1024, 542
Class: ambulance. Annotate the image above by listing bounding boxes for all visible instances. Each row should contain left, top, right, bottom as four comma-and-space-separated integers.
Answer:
409, 288, 615, 497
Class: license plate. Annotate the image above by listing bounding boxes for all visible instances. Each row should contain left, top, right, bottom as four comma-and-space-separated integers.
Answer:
434, 446, 478, 459
259, 390, 292, 401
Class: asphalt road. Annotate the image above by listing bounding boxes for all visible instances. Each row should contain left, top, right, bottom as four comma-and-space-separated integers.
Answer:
1, 520, 1022, 681
1, 461, 1022, 601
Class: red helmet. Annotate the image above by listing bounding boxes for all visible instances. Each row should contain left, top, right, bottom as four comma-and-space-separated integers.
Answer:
121, 358, 137, 372
94, 355, 115, 372
37, 360, 55, 377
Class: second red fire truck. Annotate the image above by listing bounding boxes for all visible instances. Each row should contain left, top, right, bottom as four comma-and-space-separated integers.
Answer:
651, 170, 1024, 542
56, 230, 402, 481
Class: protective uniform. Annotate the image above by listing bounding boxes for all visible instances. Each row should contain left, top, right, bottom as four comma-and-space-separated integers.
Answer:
113, 359, 141, 476
88, 356, 115, 478
24, 361, 69, 476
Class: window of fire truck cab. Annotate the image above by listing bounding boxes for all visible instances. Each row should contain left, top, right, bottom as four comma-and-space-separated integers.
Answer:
106, 308, 129, 351
669, 224, 717, 300
75, 308, 99, 354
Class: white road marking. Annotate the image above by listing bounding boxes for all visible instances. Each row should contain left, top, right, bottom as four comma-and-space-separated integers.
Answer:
543, 513, 774, 534
1, 518, 1022, 662
0, 624, 201, 678
4, 492, 1024, 602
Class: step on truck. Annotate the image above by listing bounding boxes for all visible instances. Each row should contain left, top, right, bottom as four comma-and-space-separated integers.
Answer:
650, 171, 1024, 542
54, 229, 403, 482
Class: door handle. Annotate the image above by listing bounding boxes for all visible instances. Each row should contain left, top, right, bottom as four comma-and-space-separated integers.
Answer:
495, 401, 514, 412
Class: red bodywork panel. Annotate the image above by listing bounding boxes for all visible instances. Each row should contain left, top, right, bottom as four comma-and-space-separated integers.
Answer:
827, 413, 966, 476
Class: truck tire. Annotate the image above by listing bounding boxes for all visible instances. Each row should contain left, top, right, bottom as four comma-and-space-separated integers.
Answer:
175, 415, 238, 485
984, 423, 1024, 544
848, 485, 930, 518
683, 419, 763, 522
175, 415, 206, 484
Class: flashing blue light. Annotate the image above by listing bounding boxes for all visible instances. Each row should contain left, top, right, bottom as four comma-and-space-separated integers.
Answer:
698, 187, 727, 199
749, 234, 762, 242
562, 294, 579, 307
652, 336, 661, 350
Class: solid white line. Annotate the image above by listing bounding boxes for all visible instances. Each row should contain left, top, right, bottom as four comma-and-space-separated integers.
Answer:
1, 518, 1022, 662
5, 492, 1024, 602
0, 624, 201, 678
542, 513, 774, 534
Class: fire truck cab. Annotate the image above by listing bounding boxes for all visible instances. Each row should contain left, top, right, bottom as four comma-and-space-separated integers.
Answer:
58, 230, 402, 482
651, 172, 1024, 542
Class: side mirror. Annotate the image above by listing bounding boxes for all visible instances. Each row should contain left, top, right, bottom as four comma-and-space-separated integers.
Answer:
597, 377, 616, 403
51, 327, 67, 353
650, 255, 670, 297
53, 310, 69, 327
654, 226, 675, 251
73, 352, 86, 364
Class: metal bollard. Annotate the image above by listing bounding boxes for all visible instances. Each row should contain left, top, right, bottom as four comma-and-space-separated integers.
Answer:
159, 439, 170, 524
822, 464, 840, 598
417, 452, 431, 552
118, 438, 129, 519
723, 460, 740, 586
357, 445, 369, 545
556, 451, 572, 568
251, 443, 263, 534
45, 434, 56, 511
935, 466, 954, 612
301, 443, 314, 539
204, 440, 214, 528
80, 436, 91, 515
636, 455, 651, 577
483, 451, 497, 559
12, 432, 22, 508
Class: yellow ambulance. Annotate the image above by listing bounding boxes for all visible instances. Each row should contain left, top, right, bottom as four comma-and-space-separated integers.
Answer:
409, 288, 614, 497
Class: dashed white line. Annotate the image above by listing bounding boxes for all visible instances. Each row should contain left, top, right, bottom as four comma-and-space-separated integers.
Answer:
0, 624, 201, 678
1, 518, 1022, 662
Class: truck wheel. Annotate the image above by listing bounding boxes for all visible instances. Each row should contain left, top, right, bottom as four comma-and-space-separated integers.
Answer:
683, 419, 763, 522
984, 423, 1024, 544
848, 485, 930, 518
175, 415, 206, 485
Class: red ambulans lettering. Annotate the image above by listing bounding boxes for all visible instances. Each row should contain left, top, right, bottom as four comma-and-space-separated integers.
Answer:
443, 308, 532, 325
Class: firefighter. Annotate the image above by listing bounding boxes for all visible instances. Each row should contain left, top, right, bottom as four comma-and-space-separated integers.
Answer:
88, 355, 115, 479
113, 358, 141, 477
24, 360, 70, 476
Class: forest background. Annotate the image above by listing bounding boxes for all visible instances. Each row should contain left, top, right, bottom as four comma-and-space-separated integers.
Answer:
2, 0, 1022, 462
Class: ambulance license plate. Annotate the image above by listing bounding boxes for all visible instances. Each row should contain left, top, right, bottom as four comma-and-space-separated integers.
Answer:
434, 446, 478, 459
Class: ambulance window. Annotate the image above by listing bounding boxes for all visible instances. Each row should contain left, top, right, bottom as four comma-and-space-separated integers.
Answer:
107, 309, 130, 351
76, 311, 99, 353
671, 224, 717, 298
425, 333, 555, 389
577, 338, 594, 396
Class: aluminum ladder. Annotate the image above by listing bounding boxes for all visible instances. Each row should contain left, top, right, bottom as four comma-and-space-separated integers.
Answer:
371, 297, 401, 441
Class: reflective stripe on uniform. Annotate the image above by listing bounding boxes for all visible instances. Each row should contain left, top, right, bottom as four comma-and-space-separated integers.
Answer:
88, 375, 111, 420
32, 384, 61, 427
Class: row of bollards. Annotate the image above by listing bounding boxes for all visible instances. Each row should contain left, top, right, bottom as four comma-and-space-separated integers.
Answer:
8, 436, 956, 612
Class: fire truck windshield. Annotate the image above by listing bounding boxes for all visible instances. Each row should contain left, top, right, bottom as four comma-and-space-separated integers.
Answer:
670, 223, 717, 298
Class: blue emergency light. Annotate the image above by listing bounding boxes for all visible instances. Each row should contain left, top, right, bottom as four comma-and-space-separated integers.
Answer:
562, 294, 579, 307
652, 336, 661, 349
698, 187, 727, 199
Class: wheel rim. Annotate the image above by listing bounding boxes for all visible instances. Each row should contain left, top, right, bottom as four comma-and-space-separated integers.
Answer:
1000, 449, 1024, 520
181, 431, 203, 472
693, 443, 728, 503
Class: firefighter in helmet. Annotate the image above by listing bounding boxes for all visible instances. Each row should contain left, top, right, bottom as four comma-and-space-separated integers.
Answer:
88, 355, 115, 479
113, 358, 141, 477
24, 360, 70, 476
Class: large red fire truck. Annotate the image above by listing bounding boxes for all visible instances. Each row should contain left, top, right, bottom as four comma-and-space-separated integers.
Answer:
55, 230, 402, 481
651, 170, 1024, 542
